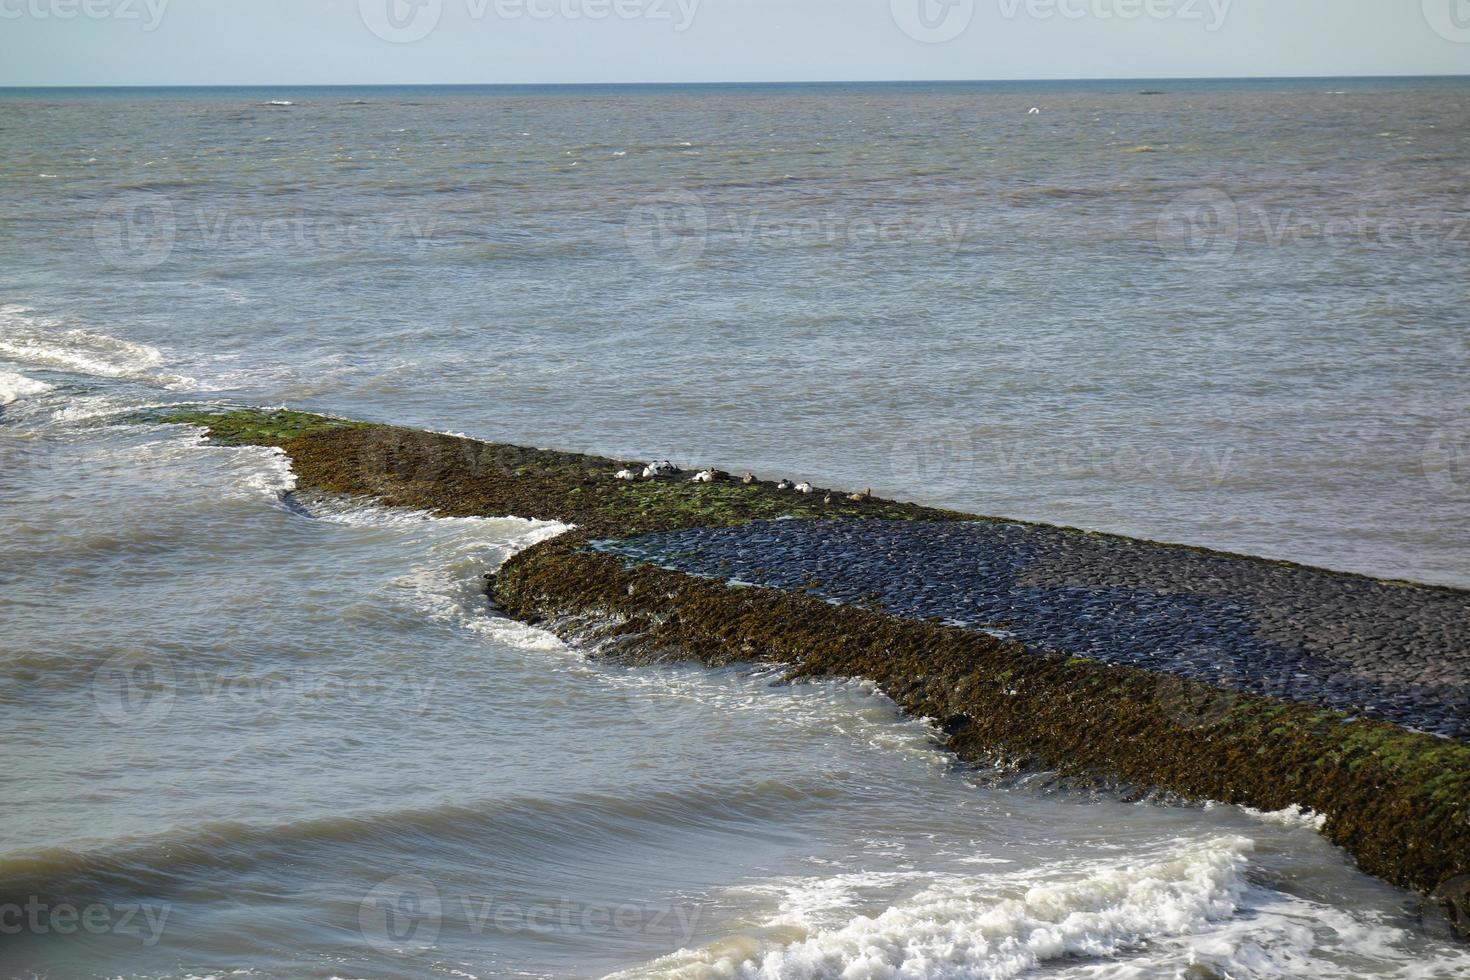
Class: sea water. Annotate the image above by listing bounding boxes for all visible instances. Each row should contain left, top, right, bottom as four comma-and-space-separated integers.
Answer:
2, 79, 1469, 978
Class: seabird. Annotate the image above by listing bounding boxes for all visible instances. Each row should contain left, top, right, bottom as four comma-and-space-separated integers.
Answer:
643, 460, 677, 478
615, 469, 637, 481
776, 479, 794, 490
691, 469, 716, 483
848, 488, 872, 502
795, 482, 814, 494
741, 472, 756, 484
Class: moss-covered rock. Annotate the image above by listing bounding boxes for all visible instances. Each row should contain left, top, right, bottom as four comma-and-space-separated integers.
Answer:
148, 405, 1470, 930
152, 407, 372, 447
153, 407, 962, 535
493, 532, 1470, 916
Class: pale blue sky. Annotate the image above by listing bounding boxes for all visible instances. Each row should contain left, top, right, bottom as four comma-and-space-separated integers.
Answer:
2, 0, 1467, 86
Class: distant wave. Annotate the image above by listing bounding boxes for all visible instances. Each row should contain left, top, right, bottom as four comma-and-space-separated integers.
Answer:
0, 305, 192, 388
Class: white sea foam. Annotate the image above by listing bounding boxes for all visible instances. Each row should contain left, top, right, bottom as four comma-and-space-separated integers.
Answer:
1202, 799, 1329, 833
303, 497, 572, 652
621, 831, 1470, 979
1239, 802, 1328, 831
397, 517, 572, 651
0, 369, 51, 406
91, 434, 298, 506
240, 445, 298, 498
0, 304, 192, 387
50, 393, 180, 425
273, 495, 948, 765
581, 658, 953, 767
622, 836, 1254, 979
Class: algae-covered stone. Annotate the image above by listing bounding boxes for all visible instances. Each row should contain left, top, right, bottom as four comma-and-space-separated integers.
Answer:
144, 404, 1470, 933
151, 407, 372, 447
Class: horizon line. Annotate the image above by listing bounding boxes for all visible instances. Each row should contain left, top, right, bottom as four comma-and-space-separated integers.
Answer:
4, 72, 1470, 91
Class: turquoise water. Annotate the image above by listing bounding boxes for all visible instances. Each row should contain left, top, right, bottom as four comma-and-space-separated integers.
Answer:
2, 79, 1468, 977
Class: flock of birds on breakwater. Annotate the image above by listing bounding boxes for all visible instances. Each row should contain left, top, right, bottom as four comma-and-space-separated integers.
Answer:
613, 461, 872, 504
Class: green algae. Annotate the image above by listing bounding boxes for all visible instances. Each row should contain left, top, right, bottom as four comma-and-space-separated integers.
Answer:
154, 407, 373, 447
146, 409, 1470, 594
153, 409, 963, 536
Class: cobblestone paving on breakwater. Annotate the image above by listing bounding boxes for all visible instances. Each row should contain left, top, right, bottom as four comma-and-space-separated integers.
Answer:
597, 520, 1470, 741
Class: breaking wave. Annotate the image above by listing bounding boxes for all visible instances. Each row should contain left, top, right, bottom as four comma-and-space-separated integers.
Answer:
621, 836, 1254, 979
0, 304, 192, 387
0, 369, 51, 406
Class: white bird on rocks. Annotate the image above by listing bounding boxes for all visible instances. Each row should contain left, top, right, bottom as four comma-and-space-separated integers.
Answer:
795, 482, 814, 494
643, 460, 677, 478
691, 469, 716, 483
776, 479, 794, 490
615, 469, 637, 481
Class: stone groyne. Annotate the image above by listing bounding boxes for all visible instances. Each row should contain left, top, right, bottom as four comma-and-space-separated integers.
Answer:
153, 408, 1470, 932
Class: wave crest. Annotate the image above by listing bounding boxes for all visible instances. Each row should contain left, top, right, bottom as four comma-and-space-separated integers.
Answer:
622, 836, 1253, 979
0, 304, 191, 387
0, 369, 52, 406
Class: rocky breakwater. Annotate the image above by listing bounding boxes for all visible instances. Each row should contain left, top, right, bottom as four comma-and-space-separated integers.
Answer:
153, 408, 1470, 934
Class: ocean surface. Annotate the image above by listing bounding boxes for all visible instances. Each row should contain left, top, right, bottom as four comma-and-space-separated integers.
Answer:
2, 79, 1469, 978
